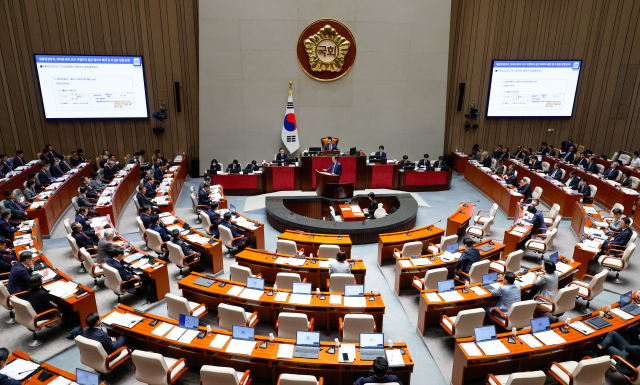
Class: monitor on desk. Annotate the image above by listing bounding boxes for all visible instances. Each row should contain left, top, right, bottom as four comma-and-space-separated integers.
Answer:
482, 272, 498, 285
292, 282, 312, 295
437, 280, 455, 293
207, 169, 218, 175
531, 317, 551, 333
474, 325, 497, 343
273, 160, 283, 166
76, 368, 100, 385
296, 331, 320, 347
232, 325, 255, 341
549, 252, 559, 263
284, 158, 298, 164
360, 333, 384, 348
344, 284, 364, 297
179, 314, 200, 330
247, 277, 265, 291
230, 204, 236, 215
369, 155, 380, 162
350, 147, 357, 155
308, 147, 321, 155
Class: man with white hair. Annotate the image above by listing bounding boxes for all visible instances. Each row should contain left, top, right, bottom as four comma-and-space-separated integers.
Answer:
97, 228, 116, 264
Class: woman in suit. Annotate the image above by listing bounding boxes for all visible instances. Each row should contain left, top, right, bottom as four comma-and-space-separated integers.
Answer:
28, 274, 66, 322
210, 159, 221, 172
530, 261, 558, 305
620, 170, 633, 187
365, 192, 378, 219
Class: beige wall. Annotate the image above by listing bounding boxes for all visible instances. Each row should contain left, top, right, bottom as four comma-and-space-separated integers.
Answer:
199, 0, 451, 174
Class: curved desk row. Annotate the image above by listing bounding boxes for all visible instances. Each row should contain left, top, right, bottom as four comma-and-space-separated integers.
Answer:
464, 161, 523, 218
450, 151, 468, 174
156, 163, 186, 213
104, 305, 414, 385
446, 202, 476, 237
0, 162, 40, 202
6, 350, 104, 384
178, 273, 385, 335
95, 163, 140, 226
571, 203, 604, 278
377, 225, 444, 266
277, 230, 353, 258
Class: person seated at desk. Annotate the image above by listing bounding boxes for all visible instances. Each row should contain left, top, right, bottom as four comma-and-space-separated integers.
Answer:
49, 157, 64, 177
97, 228, 117, 264
560, 140, 575, 155
521, 150, 531, 165
0, 210, 21, 242
27, 172, 43, 194
137, 186, 159, 212
58, 154, 73, 172
141, 170, 152, 186
12, 150, 26, 169
523, 205, 546, 237
0, 154, 13, 173
492, 145, 504, 159
107, 155, 124, 171
0, 347, 21, 385
245, 160, 260, 172
71, 222, 97, 253
433, 156, 446, 168
486, 272, 520, 323
150, 214, 170, 242
276, 148, 288, 161
630, 151, 640, 169
620, 170, 633, 187
504, 166, 518, 187
546, 163, 564, 180
45, 144, 58, 160
513, 145, 524, 159
454, 239, 480, 282
329, 250, 351, 275
81, 177, 99, 199
528, 260, 557, 305
498, 148, 510, 162
142, 176, 157, 198
199, 184, 212, 207
574, 152, 588, 167
470, 144, 482, 161
592, 330, 640, 378
355, 357, 403, 385
547, 144, 557, 158
199, 176, 212, 191
170, 229, 204, 272
0, 163, 8, 178
363, 192, 377, 219
138, 150, 146, 164
0, 237, 16, 274
399, 155, 410, 168
129, 152, 142, 164
28, 274, 69, 323
325, 155, 342, 177
480, 152, 492, 168
561, 146, 576, 163
82, 312, 127, 355
3, 190, 29, 220
324, 137, 339, 152
140, 206, 152, 229
206, 201, 222, 238
597, 217, 632, 257
417, 154, 430, 168
40, 148, 54, 165
103, 161, 118, 181
154, 163, 167, 180
606, 208, 624, 234
75, 207, 98, 242
209, 159, 221, 172
37, 163, 55, 184
78, 186, 98, 215
517, 179, 532, 201
577, 177, 593, 204
538, 142, 549, 156
564, 170, 580, 190
601, 162, 620, 180
583, 156, 598, 173
221, 212, 249, 250
493, 158, 505, 174
89, 172, 106, 191
8, 251, 33, 299
153, 150, 167, 166
375, 145, 386, 159
226, 160, 241, 173
528, 156, 542, 170
107, 248, 147, 298
69, 151, 81, 167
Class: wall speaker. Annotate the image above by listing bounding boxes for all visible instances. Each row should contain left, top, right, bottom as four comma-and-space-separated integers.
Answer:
457, 83, 465, 111
174, 82, 181, 112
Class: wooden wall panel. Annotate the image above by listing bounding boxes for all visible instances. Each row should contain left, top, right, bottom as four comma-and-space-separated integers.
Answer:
445, 0, 640, 157
0, 0, 199, 163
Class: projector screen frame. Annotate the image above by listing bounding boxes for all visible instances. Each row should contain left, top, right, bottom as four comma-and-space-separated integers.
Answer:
485, 59, 583, 118
33, 53, 150, 120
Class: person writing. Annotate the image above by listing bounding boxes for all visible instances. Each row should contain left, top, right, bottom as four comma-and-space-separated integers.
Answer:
454, 239, 480, 282
354, 357, 402, 385
517, 179, 532, 201
417, 154, 430, 168
433, 156, 446, 168
245, 160, 260, 172
577, 177, 592, 204
0, 348, 21, 385
169, 229, 204, 272
206, 202, 222, 238
363, 192, 378, 219
564, 170, 580, 190
82, 312, 127, 355
522, 205, 546, 237
28, 274, 67, 322
324, 137, 339, 152
329, 250, 351, 275
276, 149, 288, 161
324, 155, 342, 177
226, 160, 241, 173
150, 214, 171, 242
375, 146, 386, 159
221, 212, 249, 250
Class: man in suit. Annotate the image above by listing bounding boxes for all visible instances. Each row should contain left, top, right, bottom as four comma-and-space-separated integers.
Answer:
103, 161, 117, 180
493, 158, 505, 174
245, 160, 260, 172
324, 137, 339, 152
547, 163, 564, 180
78, 186, 97, 210
89, 172, 106, 191
69, 151, 81, 167
528, 156, 542, 170
561, 146, 576, 162
58, 154, 72, 172
538, 142, 549, 156
620, 170, 633, 188
140, 206, 152, 229
45, 145, 57, 160
0, 347, 22, 385
3, 191, 29, 220
71, 222, 97, 253
75, 207, 98, 241
522, 150, 531, 165
221, 212, 249, 249
355, 357, 403, 385
154, 163, 167, 180
12, 151, 26, 169
136, 186, 158, 212
198, 184, 212, 207
49, 157, 64, 177
574, 152, 588, 167
606, 208, 624, 234
486, 272, 521, 322
169, 229, 204, 272
149, 214, 170, 242
417, 154, 430, 168
97, 228, 116, 264
517, 179, 533, 201
492, 145, 504, 159
37, 163, 54, 184
107, 155, 124, 171
564, 170, 580, 189
375, 145, 386, 159
106, 248, 141, 292
602, 162, 620, 180
129, 152, 141, 164
7, 251, 33, 299
143, 176, 157, 198
0, 237, 16, 274
578, 177, 593, 204
198, 176, 212, 191
399, 155, 411, 168
504, 165, 518, 187
142, 170, 152, 186
433, 156, 446, 168
276, 148, 288, 161
454, 239, 481, 282
0, 210, 21, 242
28, 274, 66, 321
81, 177, 99, 199
481, 152, 492, 168
82, 313, 127, 355
98, 151, 110, 168
0, 155, 13, 173
325, 155, 342, 177
513, 146, 524, 159
584, 157, 598, 173
593, 330, 640, 378
547, 145, 557, 158
206, 201, 222, 238
226, 160, 241, 173
498, 147, 510, 161
152, 150, 167, 166
599, 217, 632, 256
523, 205, 546, 237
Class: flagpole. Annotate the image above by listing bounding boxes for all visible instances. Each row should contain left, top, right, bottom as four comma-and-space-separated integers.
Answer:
289, 80, 292, 96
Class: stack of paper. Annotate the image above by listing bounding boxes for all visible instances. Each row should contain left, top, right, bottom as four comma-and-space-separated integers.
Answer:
476, 339, 510, 355
329, 294, 342, 305
226, 285, 244, 296
225, 339, 256, 355
239, 288, 264, 301
385, 349, 405, 367
151, 322, 174, 337
318, 260, 330, 268
470, 286, 488, 296
411, 258, 432, 266
44, 281, 77, 298
165, 327, 187, 341
555, 262, 572, 274
460, 342, 482, 357
439, 251, 460, 262
569, 321, 595, 335
178, 330, 200, 344
398, 260, 412, 268
209, 334, 231, 349
515, 272, 537, 287
439, 291, 465, 302
273, 257, 287, 264
533, 330, 566, 346
113, 313, 143, 328
288, 294, 312, 305
611, 308, 633, 320
274, 292, 289, 302
37, 268, 57, 282
0, 358, 40, 380
277, 344, 294, 359
29, 201, 46, 209
161, 216, 177, 225
519, 334, 543, 348
425, 293, 441, 302
286, 258, 305, 266
186, 234, 211, 245
344, 297, 367, 307
577, 243, 600, 253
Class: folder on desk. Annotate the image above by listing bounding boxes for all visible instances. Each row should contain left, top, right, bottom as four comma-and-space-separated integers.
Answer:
385, 349, 405, 367
329, 294, 342, 305
226, 285, 244, 297
460, 342, 482, 357
193, 277, 215, 287
151, 322, 174, 337
210, 334, 231, 349
425, 293, 441, 302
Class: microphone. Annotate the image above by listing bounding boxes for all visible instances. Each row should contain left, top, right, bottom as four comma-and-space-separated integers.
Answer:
462, 200, 480, 207
337, 231, 342, 240
426, 220, 442, 231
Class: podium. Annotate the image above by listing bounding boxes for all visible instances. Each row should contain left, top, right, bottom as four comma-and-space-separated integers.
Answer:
316, 170, 353, 198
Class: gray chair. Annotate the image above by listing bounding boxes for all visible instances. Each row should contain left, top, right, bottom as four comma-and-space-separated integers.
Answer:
11, 296, 61, 346
131, 350, 188, 385
200, 366, 252, 385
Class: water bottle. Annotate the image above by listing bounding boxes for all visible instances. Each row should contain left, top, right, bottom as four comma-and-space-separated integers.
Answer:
316, 288, 321, 298
464, 281, 469, 292
565, 318, 571, 328
269, 332, 275, 345
273, 283, 277, 293
512, 327, 517, 339
335, 338, 340, 349
207, 325, 212, 337
388, 339, 393, 349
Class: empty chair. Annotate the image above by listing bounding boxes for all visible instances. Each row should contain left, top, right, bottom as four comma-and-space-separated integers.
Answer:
467, 216, 494, 239
630, 176, 640, 189
275, 272, 303, 291
201, 366, 252, 385
75, 335, 131, 379
80, 248, 104, 290
548, 356, 611, 385
618, 153, 631, 165
611, 152, 619, 162
0, 283, 17, 323
230, 265, 261, 282
201, 212, 215, 236
339, 314, 376, 342
327, 273, 356, 292
598, 243, 636, 283
146, 229, 168, 258
456, 260, 490, 285
63, 218, 73, 234
317, 244, 340, 259
535, 285, 580, 321
490, 300, 538, 330
217, 303, 258, 331
133, 192, 141, 212
136, 217, 150, 250
329, 206, 343, 222
11, 296, 61, 346
278, 373, 323, 385
428, 235, 458, 254
165, 293, 207, 321
525, 228, 557, 258
166, 241, 200, 277
393, 241, 423, 258
190, 186, 196, 194
599, 203, 624, 221
547, 215, 561, 232
412, 267, 448, 291
529, 186, 543, 205
103, 264, 141, 303
595, 164, 605, 174
440, 308, 485, 338
567, 270, 608, 310
275, 312, 314, 339
71, 196, 80, 211
190, 192, 208, 224
485, 371, 546, 385
277, 239, 303, 256
490, 250, 524, 275
541, 161, 550, 171
131, 350, 188, 385
474, 204, 498, 225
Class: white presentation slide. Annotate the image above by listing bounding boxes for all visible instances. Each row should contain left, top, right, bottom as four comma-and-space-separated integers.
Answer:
486, 61, 581, 117
35, 55, 148, 118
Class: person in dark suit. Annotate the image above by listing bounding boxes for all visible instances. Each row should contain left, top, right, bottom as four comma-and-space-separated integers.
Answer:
620, 170, 633, 188
0, 347, 22, 385
522, 150, 531, 166
375, 145, 386, 159
578, 177, 592, 203
226, 160, 241, 173
0, 163, 8, 178
433, 156, 446, 168
0, 210, 21, 242
44, 145, 57, 160
602, 162, 620, 180
584, 157, 598, 173
81, 177, 99, 199
27, 172, 43, 193
504, 166, 518, 187
69, 151, 81, 167
538, 142, 549, 156
106, 155, 124, 171
37, 163, 54, 184
154, 163, 167, 180
592, 330, 640, 378
324, 138, 339, 152
546, 163, 564, 180
206, 202, 222, 238
136, 186, 158, 212
245, 160, 260, 172
454, 239, 481, 282
547, 145, 557, 158
82, 312, 127, 355
78, 186, 96, 210
49, 157, 64, 177
517, 179, 532, 201
493, 159, 505, 174
149, 214, 170, 242
492, 145, 504, 159
103, 161, 117, 180
143, 176, 157, 198
198, 176, 212, 191
140, 206, 152, 229
129, 152, 142, 164
0, 155, 13, 173
0, 237, 15, 274
221, 212, 249, 249
523, 205, 547, 237
71, 222, 97, 252
12, 150, 26, 169
417, 154, 431, 168
399, 155, 410, 168
169, 229, 204, 272
481, 152, 492, 168
153, 150, 167, 166
561, 146, 576, 162
58, 154, 73, 172
106, 248, 140, 292
599, 218, 632, 255
513, 146, 524, 159
364, 192, 378, 219
325, 155, 342, 177
209, 159, 221, 172
564, 170, 580, 189
561, 141, 575, 155
276, 148, 288, 161
75, 207, 98, 242
498, 148, 510, 162
7, 251, 33, 299
198, 184, 212, 207
528, 156, 542, 170
28, 274, 64, 321
40, 149, 54, 165
574, 152, 588, 167
3, 191, 29, 220
354, 357, 403, 385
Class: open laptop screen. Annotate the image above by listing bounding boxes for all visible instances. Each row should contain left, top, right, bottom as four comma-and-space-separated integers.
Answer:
482, 273, 498, 285
549, 252, 559, 263
76, 369, 99, 385
292, 282, 312, 295
229, 204, 236, 215
344, 284, 364, 297
360, 333, 384, 348
621, 291, 633, 308
437, 280, 455, 293
246, 277, 264, 291
179, 314, 199, 330
474, 325, 497, 342
232, 325, 255, 341
531, 317, 551, 333
296, 331, 320, 347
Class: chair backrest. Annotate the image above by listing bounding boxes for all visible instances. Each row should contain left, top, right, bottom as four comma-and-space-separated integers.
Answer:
589, 185, 597, 198
596, 164, 605, 174
506, 300, 537, 329
71, 197, 79, 211
131, 350, 170, 385
577, 144, 585, 154
504, 250, 524, 273
629, 231, 638, 245
190, 186, 196, 194
504, 371, 547, 385
10, 297, 37, 331
491, 158, 497, 169
167, 242, 187, 268
201, 365, 241, 385
277, 313, 309, 339
532, 186, 543, 199
329, 273, 355, 292
320, 137, 339, 148
541, 162, 550, 171
146, 229, 164, 253
75, 336, 109, 373
610, 203, 624, 216
0, 284, 11, 310
550, 215, 561, 231
218, 303, 248, 331
80, 249, 98, 277
620, 243, 636, 267
586, 270, 608, 300
201, 212, 213, 236
230, 265, 252, 282
481, 216, 494, 233
630, 176, 640, 189
615, 171, 623, 181
423, 268, 448, 291
572, 356, 612, 385
401, 241, 423, 257
489, 203, 498, 217
317, 244, 340, 259
452, 308, 486, 338
342, 314, 374, 343
63, 219, 73, 234
560, 169, 566, 179
275, 272, 301, 291
551, 285, 580, 315
278, 373, 319, 385
611, 152, 619, 161
522, 177, 531, 184
468, 260, 490, 284
219, 225, 234, 248
374, 207, 387, 218
165, 293, 191, 321
66, 234, 81, 261
618, 154, 631, 165
544, 228, 558, 246
13, 189, 23, 201
103, 264, 125, 295
277, 239, 298, 256
548, 204, 561, 218
136, 217, 146, 239
439, 235, 458, 250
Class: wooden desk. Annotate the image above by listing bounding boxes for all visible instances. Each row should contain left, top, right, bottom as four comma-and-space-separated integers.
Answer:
178, 273, 385, 335
394, 239, 505, 295
301, 155, 367, 191
377, 225, 445, 266
451, 151, 468, 174
316, 170, 352, 199
338, 203, 366, 222
451, 300, 639, 385
27, 163, 93, 237
502, 203, 533, 256
165, 212, 224, 275
366, 163, 400, 189
0, 162, 40, 202
104, 305, 414, 385
446, 202, 476, 237
634, 201, 640, 234
398, 169, 453, 192
464, 162, 522, 218
417, 259, 580, 334
215, 209, 265, 250
7, 350, 106, 385
207, 172, 265, 196
96, 163, 140, 225
570, 203, 602, 278
235, 248, 366, 290
278, 230, 353, 258
157, 163, 186, 213
263, 164, 301, 191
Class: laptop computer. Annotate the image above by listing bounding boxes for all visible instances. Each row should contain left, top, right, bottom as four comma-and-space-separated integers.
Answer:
232, 325, 255, 341
247, 277, 265, 291
548, 252, 559, 263
474, 325, 498, 343
179, 314, 200, 330
359, 333, 385, 361
437, 279, 455, 294
76, 368, 100, 385
481, 272, 498, 291
292, 282, 312, 295
230, 204, 237, 215
293, 331, 321, 359
531, 317, 551, 333
344, 284, 365, 297
446, 244, 459, 253
620, 291, 640, 316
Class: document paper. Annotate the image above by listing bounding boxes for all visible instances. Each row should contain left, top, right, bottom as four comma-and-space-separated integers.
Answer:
519, 334, 543, 348
225, 339, 256, 355
277, 344, 295, 359
533, 330, 566, 346
476, 340, 510, 356
151, 322, 174, 337
209, 334, 231, 349
460, 343, 482, 357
